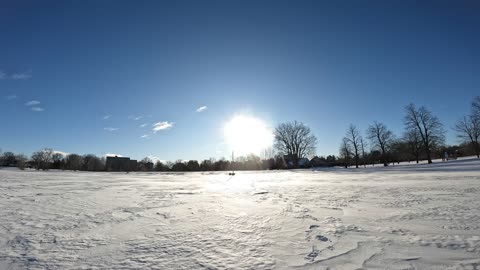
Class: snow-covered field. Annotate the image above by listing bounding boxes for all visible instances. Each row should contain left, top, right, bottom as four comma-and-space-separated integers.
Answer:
1, 159, 480, 270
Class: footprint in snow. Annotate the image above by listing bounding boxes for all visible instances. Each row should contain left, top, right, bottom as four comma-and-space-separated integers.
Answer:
316, 235, 329, 242
305, 246, 320, 262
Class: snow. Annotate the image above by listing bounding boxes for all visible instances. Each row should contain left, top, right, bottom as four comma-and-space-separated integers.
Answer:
1, 159, 480, 269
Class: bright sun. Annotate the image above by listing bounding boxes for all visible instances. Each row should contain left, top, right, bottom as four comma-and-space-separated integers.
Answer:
224, 115, 273, 156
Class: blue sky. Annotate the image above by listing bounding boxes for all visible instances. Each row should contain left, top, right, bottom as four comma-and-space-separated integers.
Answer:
1, 0, 479, 161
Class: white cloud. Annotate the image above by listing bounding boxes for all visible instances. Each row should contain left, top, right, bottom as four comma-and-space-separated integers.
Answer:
31, 107, 44, 112
196, 106, 208, 112
104, 127, 119, 132
11, 72, 32, 80
105, 153, 123, 157
103, 115, 111, 120
5, 95, 17, 100
140, 134, 149, 139
152, 121, 173, 133
139, 123, 148, 128
25, 100, 40, 106
0, 71, 5, 79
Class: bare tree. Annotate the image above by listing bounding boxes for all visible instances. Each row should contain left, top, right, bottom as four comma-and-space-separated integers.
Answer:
404, 129, 422, 163
52, 153, 64, 169
367, 121, 394, 167
31, 148, 53, 170
360, 137, 367, 168
344, 124, 361, 168
65, 154, 83, 170
186, 160, 200, 171
390, 140, 410, 164
83, 154, 104, 171
1, 152, 16, 166
339, 137, 352, 168
155, 160, 168, 171
15, 154, 27, 170
274, 121, 317, 167
31, 151, 43, 170
454, 115, 480, 158
404, 104, 445, 164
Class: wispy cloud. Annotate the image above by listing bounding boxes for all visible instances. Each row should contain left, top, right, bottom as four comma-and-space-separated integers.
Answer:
25, 100, 40, 106
128, 115, 143, 121
152, 121, 173, 133
5, 95, 17, 100
0, 70, 32, 80
140, 134, 150, 139
104, 127, 119, 132
31, 107, 44, 112
103, 115, 111, 120
11, 72, 32, 80
139, 123, 148, 128
196, 106, 208, 112
25, 100, 44, 111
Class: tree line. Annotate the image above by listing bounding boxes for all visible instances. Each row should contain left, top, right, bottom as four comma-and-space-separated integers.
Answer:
0, 150, 293, 172
0, 149, 108, 171
1, 97, 479, 172
339, 98, 480, 168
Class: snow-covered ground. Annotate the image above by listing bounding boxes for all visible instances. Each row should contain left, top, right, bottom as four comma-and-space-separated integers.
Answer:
1, 159, 480, 269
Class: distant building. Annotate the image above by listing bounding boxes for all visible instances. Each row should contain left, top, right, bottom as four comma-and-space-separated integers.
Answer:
106, 156, 137, 171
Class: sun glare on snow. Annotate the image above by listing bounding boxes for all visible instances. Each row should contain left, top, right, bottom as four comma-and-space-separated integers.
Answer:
224, 115, 274, 156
